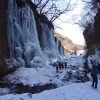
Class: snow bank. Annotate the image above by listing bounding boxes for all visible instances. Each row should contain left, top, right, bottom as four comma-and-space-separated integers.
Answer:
64, 54, 84, 68
87, 49, 100, 68
5, 67, 55, 86
0, 80, 100, 100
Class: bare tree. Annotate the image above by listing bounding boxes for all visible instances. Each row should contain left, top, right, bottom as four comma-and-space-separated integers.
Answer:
78, 0, 100, 48
32, 0, 74, 22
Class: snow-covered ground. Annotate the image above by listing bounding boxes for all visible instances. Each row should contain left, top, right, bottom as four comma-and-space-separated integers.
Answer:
4, 67, 55, 86
0, 53, 87, 99
3, 54, 84, 87
64, 54, 85, 67
0, 80, 100, 100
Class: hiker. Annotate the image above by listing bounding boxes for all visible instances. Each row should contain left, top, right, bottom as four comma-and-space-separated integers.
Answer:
64, 62, 67, 68
97, 62, 100, 72
83, 68, 90, 82
91, 61, 100, 88
58, 62, 64, 70
53, 61, 59, 73
61, 62, 64, 70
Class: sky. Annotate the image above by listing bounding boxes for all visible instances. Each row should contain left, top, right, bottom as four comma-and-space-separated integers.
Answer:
54, 0, 85, 45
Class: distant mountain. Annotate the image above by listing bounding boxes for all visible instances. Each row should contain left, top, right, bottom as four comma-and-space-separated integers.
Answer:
55, 33, 85, 54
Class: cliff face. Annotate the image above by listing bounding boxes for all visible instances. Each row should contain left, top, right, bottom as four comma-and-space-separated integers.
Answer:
0, 0, 64, 76
55, 33, 84, 54
83, 9, 100, 55
0, 0, 10, 76
83, 9, 100, 69
83, 10, 100, 49
94, 10, 100, 44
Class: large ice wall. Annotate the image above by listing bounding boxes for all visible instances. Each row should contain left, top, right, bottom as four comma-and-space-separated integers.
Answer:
55, 37, 64, 56
7, 0, 64, 68
40, 23, 60, 59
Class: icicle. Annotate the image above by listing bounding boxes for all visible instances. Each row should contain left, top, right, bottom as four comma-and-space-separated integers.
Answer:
7, 0, 46, 68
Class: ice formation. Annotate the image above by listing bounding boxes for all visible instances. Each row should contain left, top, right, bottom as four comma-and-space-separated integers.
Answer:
7, 0, 64, 68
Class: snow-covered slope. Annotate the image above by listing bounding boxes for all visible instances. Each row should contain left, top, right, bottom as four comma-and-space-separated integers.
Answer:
4, 54, 84, 87
5, 67, 55, 86
0, 80, 100, 100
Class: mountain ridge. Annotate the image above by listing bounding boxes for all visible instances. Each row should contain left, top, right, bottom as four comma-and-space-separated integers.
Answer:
55, 33, 85, 54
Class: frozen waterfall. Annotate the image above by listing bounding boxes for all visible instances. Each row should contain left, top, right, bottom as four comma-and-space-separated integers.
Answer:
7, 0, 64, 68
7, 0, 46, 68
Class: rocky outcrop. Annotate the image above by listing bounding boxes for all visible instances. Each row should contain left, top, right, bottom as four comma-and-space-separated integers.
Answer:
83, 8, 100, 68
83, 9, 100, 49
55, 33, 84, 54
0, 0, 10, 77
94, 10, 100, 44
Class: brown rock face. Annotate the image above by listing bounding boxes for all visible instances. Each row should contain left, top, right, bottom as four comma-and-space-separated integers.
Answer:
55, 33, 85, 54
94, 10, 100, 44
0, 0, 9, 77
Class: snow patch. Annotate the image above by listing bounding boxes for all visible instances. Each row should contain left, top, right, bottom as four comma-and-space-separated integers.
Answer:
0, 81, 100, 100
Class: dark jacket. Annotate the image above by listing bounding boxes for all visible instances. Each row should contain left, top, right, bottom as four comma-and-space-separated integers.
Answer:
91, 66, 100, 77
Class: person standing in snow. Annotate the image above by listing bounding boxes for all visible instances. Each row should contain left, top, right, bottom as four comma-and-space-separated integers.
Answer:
91, 61, 100, 88
58, 62, 64, 70
53, 61, 59, 73
83, 68, 90, 82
